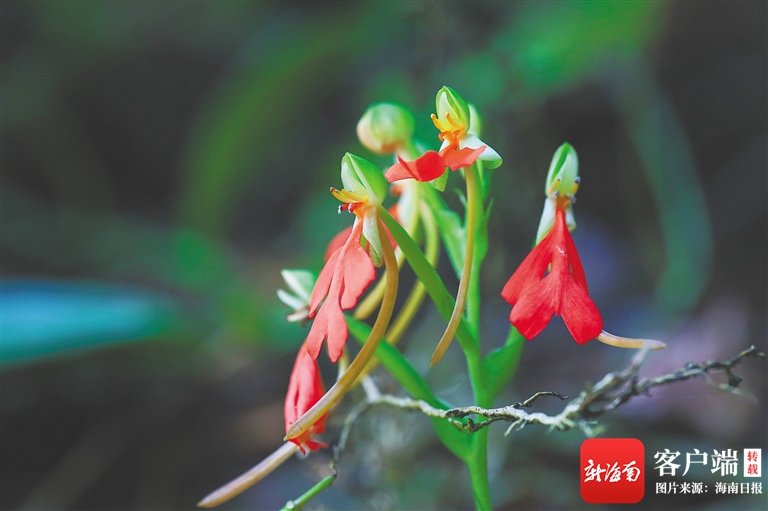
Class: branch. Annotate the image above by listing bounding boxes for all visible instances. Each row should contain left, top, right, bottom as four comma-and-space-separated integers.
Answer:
363, 345, 765, 437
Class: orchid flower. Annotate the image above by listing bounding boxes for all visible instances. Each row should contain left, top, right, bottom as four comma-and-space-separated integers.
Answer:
502, 143, 665, 350
305, 153, 388, 362
385, 87, 502, 183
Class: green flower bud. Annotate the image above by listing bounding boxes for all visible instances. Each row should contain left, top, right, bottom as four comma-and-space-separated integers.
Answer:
340, 153, 388, 204
356, 103, 415, 155
435, 86, 471, 127
545, 143, 580, 197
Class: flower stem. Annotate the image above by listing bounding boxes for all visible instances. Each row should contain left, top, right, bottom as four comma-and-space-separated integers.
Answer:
351, 200, 439, 384
197, 442, 299, 508
430, 165, 478, 367
378, 206, 477, 350
278, 473, 337, 511
597, 330, 666, 350
386, 201, 439, 344
285, 219, 398, 442
467, 430, 492, 511
353, 248, 404, 320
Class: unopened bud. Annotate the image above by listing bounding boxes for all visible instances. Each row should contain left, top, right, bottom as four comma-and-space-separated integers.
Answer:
435, 86, 471, 127
340, 153, 388, 205
545, 143, 580, 197
357, 103, 415, 155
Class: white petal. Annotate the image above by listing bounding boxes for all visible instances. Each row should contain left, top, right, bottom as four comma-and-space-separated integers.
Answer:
281, 269, 316, 302
277, 289, 306, 310
362, 209, 383, 267
460, 135, 502, 169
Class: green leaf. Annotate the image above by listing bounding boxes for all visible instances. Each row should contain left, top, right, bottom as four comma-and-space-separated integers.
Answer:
482, 326, 526, 400
377, 207, 477, 352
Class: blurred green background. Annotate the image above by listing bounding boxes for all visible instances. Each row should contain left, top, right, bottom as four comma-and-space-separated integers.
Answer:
2, 2, 766, 510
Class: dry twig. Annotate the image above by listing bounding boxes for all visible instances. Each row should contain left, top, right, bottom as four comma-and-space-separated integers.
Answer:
361, 345, 764, 437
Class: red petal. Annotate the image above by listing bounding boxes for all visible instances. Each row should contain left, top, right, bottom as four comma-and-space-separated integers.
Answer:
385, 152, 446, 183
309, 249, 339, 317
559, 276, 602, 344
563, 225, 589, 293
339, 242, 376, 309
325, 226, 352, 262
508, 271, 560, 340
501, 233, 556, 305
440, 145, 485, 171
305, 296, 347, 362
284, 347, 325, 434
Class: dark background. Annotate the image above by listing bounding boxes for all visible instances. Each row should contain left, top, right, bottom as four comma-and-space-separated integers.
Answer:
2, 2, 766, 510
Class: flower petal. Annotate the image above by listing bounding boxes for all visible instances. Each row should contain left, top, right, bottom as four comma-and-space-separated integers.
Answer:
460, 134, 502, 169
564, 225, 589, 293
501, 232, 555, 305
361, 207, 383, 267
385, 152, 446, 183
439, 144, 485, 171
339, 240, 376, 309
559, 276, 602, 344
324, 226, 352, 262
284, 347, 328, 453
305, 294, 347, 362
508, 275, 559, 340
309, 249, 339, 317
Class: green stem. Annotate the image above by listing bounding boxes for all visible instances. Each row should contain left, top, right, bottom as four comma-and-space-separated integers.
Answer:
465, 163, 484, 340
464, 164, 493, 511
430, 166, 479, 367
385, 200, 438, 344
279, 473, 337, 511
467, 430, 492, 511
378, 206, 477, 351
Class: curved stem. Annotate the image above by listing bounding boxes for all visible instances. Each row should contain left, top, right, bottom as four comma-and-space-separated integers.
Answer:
351, 200, 439, 384
353, 248, 404, 320
386, 200, 439, 344
197, 442, 299, 508
430, 167, 478, 367
597, 330, 666, 350
354, 191, 420, 321
377, 207, 476, 349
286, 218, 399, 442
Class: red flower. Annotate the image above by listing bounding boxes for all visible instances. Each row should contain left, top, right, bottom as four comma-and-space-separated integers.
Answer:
501, 204, 603, 344
284, 347, 327, 454
385, 146, 485, 183
306, 219, 376, 362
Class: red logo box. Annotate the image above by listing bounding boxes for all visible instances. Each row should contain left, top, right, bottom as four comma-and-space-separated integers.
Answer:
581, 438, 645, 504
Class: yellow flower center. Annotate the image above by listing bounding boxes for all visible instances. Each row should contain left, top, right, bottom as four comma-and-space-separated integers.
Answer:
430, 111, 467, 148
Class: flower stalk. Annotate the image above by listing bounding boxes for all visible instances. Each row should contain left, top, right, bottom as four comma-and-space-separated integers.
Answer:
285, 219, 399, 442
430, 165, 479, 367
